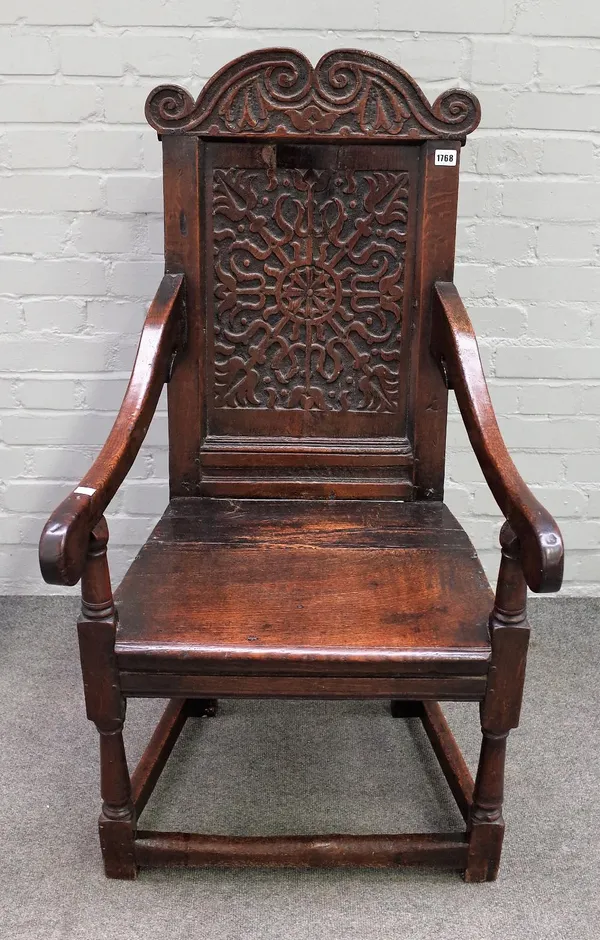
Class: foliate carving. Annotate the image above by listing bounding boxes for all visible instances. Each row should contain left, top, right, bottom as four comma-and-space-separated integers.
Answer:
212, 167, 408, 413
146, 48, 480, 140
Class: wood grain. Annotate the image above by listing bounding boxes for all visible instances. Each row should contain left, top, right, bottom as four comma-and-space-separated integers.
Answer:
199, 139, 419, 499
162, 136, 203, 498
119, 672, 487, 700
135, 831, 469, 870
145, 49, 480, 141
410, 140, 460, 499
36, 47, 561, 883
432, 281, 564, 593
77, 521, 137, 879
466, 523, 530, 882
39, 273, 185, 586
115, 497, 492, 678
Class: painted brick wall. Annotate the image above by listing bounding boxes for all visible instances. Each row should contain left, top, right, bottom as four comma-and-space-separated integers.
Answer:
0, 1, 599, 594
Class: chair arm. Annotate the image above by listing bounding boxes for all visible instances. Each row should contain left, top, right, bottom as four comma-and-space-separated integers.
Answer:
431, 280, 563, 594
39, 273, 185, 587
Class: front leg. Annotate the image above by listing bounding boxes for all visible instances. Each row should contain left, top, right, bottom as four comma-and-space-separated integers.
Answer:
78, 519, 137, 879
465, 522, 530, 882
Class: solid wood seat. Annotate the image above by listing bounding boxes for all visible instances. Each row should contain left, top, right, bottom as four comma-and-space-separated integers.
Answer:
115, 498, 492, 682
39, 48, 564, 882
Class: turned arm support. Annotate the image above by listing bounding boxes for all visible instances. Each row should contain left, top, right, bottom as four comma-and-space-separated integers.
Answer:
39, 273, 185, 587
431, 280, 563, 594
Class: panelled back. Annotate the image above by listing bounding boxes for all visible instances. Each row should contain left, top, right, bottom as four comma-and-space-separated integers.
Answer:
147, 49, 480, 500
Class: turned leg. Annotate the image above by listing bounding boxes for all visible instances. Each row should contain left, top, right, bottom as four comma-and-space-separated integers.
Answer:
465, 522, 530, 883
466, 730, 508, 882
97, 714, 136, 879
78, 518, 137, 880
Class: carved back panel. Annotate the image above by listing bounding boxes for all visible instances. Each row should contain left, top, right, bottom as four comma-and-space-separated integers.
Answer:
148, 49, 480, 500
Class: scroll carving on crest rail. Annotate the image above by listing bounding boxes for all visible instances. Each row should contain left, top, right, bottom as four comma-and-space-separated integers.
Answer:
211, 167, 407, 413
145, 48, 481, 140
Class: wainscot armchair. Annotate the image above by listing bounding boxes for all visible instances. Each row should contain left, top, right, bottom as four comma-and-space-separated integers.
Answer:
39, 49, 563, 881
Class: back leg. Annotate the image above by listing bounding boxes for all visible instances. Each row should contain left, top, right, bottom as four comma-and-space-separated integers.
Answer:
390, 700, 424, 718
186, 698, 218, 718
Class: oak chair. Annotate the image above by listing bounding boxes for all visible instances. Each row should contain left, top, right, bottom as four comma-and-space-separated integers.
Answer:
39, 49, 563, 881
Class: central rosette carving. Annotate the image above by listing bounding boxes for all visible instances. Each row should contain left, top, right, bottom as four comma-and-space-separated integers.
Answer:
212, 167, 408, 413
279, 264, 340, 322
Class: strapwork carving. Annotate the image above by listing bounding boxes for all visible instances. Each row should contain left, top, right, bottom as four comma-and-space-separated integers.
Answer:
146, 48, 480, 140
212, 167, 408, 413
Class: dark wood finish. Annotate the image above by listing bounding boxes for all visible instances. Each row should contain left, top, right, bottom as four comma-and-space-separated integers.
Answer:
38, 48, 562, 882
135, 831, 468, 870
119, 672, 487, 700
466, 733, 507, 883
198, 139, 419, 498
114, 498, 492, 678
39, 273, 185, 585
480, 526, 531, 734
420, 702, 474, 822
197, 477, 412, 500
144, 53, 479, 502
162, 136, 203, 498
410, 141, 459, 499
465, 523, 530, 883
77, 520, 137, 879
199, 438, 413, 499
145, 49, 480, 141
432, 281, 564, 592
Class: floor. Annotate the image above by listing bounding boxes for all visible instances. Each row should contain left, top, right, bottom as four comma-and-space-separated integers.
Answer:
1, 595, 599, 940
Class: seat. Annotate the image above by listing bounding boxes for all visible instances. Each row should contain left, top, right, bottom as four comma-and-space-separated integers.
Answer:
39, 48, 563, 883
115, 498, 492, 684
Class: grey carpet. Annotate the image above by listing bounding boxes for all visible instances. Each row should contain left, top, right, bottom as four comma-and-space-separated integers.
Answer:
0, 596, 599, 940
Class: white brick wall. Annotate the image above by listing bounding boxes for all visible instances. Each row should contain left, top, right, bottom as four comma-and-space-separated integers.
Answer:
0, 1, 599, 594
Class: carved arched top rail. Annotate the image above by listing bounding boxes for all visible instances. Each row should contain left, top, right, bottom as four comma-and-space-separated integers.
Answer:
145, 48, 481, 141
